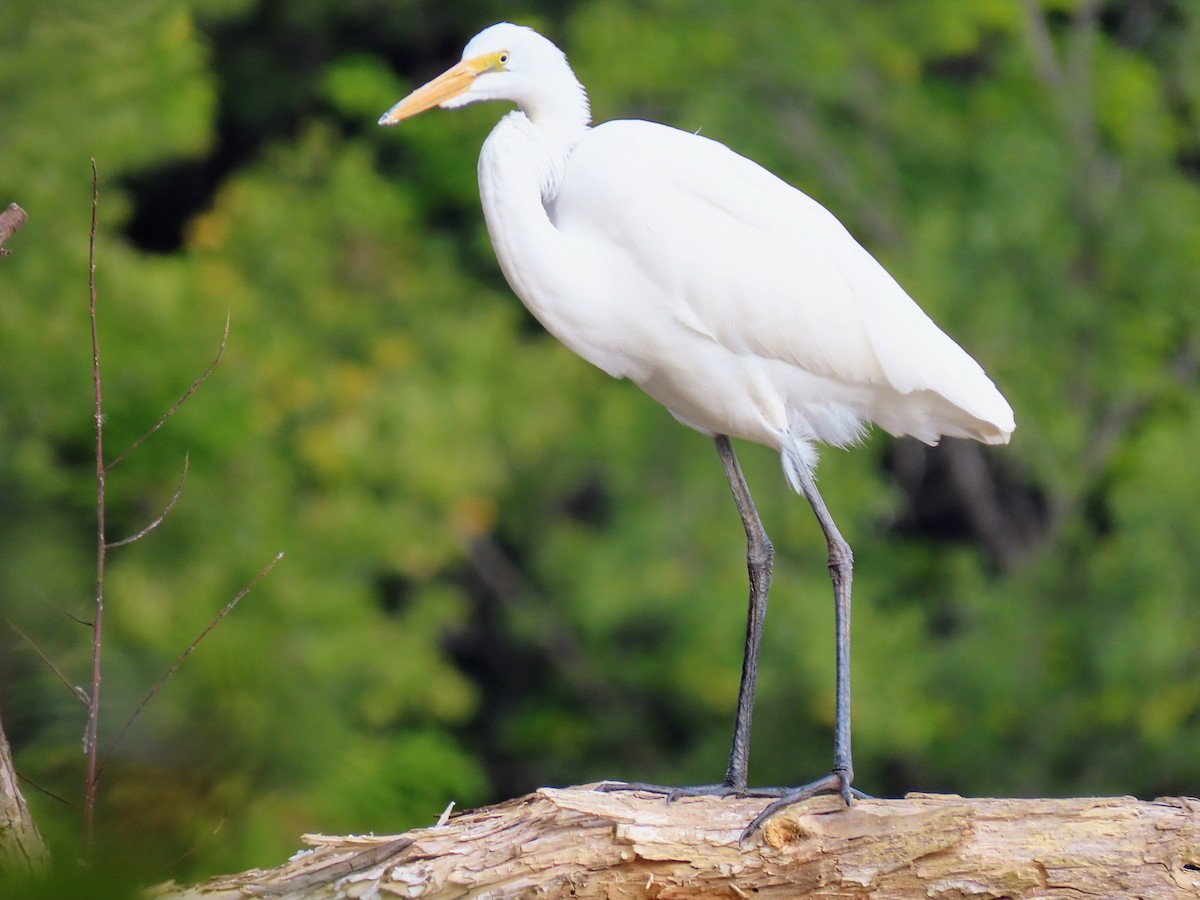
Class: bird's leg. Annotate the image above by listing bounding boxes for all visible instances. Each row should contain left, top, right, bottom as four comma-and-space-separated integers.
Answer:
740, 461, 864, 840
597, 434, 778, 801
802, 462, 855, 799
714, 433, 772, 792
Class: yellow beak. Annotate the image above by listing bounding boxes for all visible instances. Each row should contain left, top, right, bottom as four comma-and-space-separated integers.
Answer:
378, 58, 482, 125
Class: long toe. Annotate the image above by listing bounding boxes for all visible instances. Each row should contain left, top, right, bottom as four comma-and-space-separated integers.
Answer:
665, 784, 785, 801
595, 781, 784, 801
595, 780, 692, 798
740, 772, 859, 842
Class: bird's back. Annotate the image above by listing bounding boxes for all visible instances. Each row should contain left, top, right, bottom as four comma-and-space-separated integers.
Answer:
550, 119, 1014, 450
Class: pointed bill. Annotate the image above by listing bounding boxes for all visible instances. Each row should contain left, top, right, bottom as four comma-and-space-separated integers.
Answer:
378, 59, 482, 125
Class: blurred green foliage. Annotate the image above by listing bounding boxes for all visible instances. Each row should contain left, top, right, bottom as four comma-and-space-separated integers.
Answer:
2, 0, 1199, 888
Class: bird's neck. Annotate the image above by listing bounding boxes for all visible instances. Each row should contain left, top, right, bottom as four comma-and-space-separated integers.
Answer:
480, 110, 586, 217
521, 63, 591, 141
477, 112, 591, 353
486, 60, 590, 202
480, 110, 572, 273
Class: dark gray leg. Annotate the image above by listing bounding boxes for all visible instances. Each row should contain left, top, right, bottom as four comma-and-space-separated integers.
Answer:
714, 433, 772, 791
598, 434, 778, 799
599, 435, 866, 831
741, 460, 861, 839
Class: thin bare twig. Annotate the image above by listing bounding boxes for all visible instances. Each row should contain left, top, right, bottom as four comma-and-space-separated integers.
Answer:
99, 552, 285, 772
13, 768, 82, 812
84, 158, 105, 851
74, 160, 250, 857
105, 454, 190, 548
168, 814, 227, 867
0, 202, 28, 256
0, 614, 88, 704
38, 596, 91, 628
1021, 0, 1063, 89
75, 163, 242, 856
1066, 0, 1102, 85
106, 312, 231, 471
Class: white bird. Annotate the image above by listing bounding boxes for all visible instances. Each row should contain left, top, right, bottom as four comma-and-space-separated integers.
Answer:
380, 22, 1014, 836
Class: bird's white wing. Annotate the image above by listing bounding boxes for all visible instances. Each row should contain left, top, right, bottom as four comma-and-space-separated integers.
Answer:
553, 120, 1013, 441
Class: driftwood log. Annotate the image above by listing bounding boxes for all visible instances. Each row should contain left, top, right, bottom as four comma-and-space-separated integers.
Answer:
155, 787, 1200, 898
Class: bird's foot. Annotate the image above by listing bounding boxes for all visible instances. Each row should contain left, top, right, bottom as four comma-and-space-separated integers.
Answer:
740, 770, 870, 842
595, 780, 781, 801
596, 770, 869, 844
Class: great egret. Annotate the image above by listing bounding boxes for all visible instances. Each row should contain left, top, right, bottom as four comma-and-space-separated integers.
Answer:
380, 22, 1014, 835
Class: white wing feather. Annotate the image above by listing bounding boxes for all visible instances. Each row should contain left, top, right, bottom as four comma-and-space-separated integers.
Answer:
551, 120, 1014, 446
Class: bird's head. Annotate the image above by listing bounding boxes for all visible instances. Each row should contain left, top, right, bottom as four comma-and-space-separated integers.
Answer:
378, 23, 589, 129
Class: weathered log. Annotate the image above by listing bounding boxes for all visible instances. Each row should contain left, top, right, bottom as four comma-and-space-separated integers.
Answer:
154, 788, 1200, 899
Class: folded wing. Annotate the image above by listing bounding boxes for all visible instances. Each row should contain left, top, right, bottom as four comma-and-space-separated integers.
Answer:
553, 120, 1014, 444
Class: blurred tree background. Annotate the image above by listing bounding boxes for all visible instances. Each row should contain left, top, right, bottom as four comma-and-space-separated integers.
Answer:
2, 0, 1199, 889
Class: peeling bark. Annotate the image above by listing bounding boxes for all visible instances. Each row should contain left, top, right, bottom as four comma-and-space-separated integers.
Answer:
153, 788, 1200, 898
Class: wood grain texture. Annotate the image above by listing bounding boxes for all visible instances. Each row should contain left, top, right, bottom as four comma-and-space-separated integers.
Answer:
153, 788, 1200, 899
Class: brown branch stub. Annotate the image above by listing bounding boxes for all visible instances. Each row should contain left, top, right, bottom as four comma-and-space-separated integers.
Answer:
152, 789, 1200, 899
0, 714, 50, 877
0, 203, 28, 257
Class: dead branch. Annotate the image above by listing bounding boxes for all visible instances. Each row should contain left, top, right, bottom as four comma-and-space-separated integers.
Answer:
85, 159, 106, 850
152, 788, 1200, 899
0, 203, 27, 256
106, 312, 231, 471
99, 552, 285, 775
0, 714, 49, 877
106, 454, 190, 548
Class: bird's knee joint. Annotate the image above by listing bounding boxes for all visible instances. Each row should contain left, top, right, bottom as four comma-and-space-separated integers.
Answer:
748, 536, 774, 568
827, 538, 852, 571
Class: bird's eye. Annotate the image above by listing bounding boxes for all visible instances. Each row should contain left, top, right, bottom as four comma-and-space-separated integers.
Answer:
498, 52, 510, 66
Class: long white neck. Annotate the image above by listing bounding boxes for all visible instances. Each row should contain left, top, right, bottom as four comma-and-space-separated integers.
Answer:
521, 71, 590, 138
477, 109, 623, 376
478, 110, 583, 303
469, 23, 591, 292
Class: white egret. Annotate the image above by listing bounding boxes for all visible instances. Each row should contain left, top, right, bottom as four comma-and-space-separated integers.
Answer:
379, 22, 1014, 835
